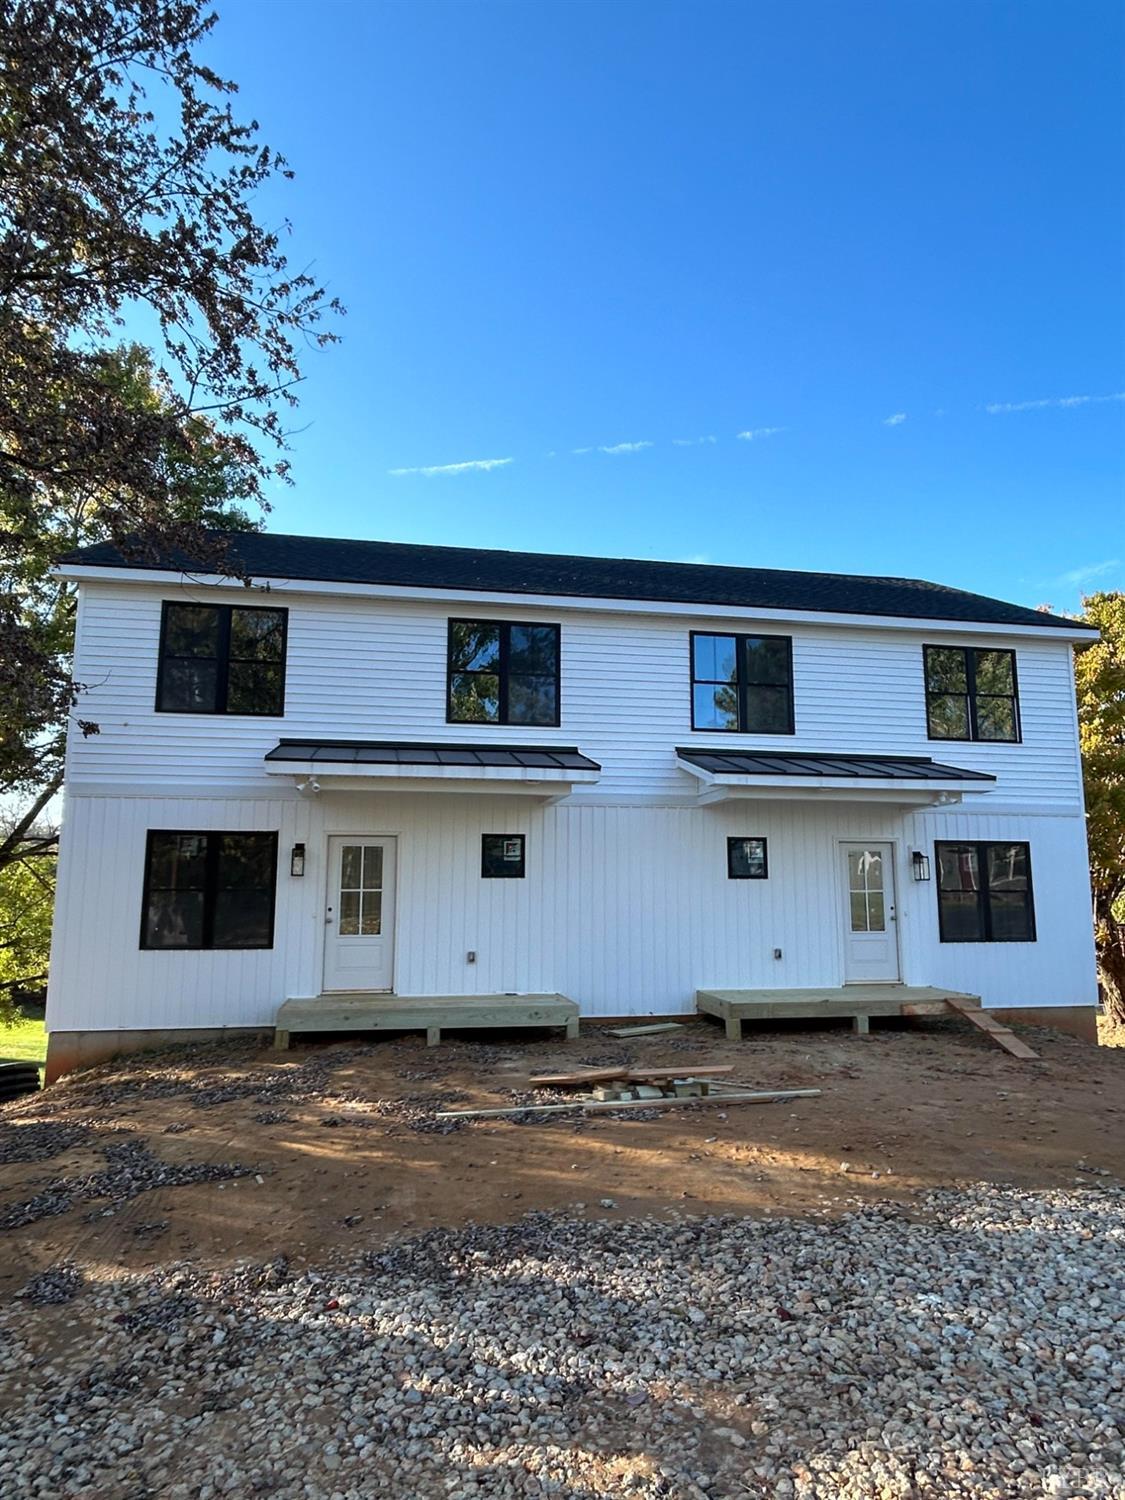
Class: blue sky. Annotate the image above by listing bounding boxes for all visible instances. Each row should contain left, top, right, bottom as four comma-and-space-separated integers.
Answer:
193, 0, 1123, 613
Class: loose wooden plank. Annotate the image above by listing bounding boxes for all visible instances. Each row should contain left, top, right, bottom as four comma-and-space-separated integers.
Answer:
945, 997, 1040, 1059
604, 1022, 685, 1038
436, 1087, 822, 1120
528, 1064, 735, 1087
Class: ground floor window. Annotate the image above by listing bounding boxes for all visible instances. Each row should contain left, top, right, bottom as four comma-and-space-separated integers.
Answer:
141, 831, 278, 949
727, 836, 768, 879
935, 840, 1035, 942
481, 834, 526, 878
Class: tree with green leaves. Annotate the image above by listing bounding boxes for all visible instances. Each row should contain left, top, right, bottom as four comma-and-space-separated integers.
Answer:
0, 0, 342, 1014
1074, 591, 1125, 1027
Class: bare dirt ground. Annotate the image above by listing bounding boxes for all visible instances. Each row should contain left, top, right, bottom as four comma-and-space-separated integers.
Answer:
2, 1014, 1122, 1284
3, 1016, 1124, 1499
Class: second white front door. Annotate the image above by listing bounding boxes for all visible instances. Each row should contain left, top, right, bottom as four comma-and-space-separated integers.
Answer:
323, 836, 396, 992
840, 841, 900, 983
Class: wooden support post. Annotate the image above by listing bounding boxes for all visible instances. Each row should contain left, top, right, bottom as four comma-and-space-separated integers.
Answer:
852, 1014, 870, 1035
565, 1015, 581, 1041
274, 1029, 290, 1051
725, 1016, 742, 1041
426, 1026, 441, 1047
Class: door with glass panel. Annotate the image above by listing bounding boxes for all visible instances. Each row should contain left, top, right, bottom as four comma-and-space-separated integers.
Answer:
323, 837, 396, 992
840, 842, 900, 983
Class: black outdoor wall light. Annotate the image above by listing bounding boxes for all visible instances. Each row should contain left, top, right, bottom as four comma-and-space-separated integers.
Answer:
912, 850, 931, 882
290, 842, 306, 877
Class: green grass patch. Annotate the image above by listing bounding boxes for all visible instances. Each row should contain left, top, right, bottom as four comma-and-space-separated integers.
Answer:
0, 1008, 47, 1068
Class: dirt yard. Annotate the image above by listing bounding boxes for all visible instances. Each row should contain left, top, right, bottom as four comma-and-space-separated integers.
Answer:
2, 1015, 1123, 1498
2, 1015, 1122, 1279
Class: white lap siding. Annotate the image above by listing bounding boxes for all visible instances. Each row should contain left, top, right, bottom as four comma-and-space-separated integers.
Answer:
47, 791, 1097, 1033
65, 581, 1083, 808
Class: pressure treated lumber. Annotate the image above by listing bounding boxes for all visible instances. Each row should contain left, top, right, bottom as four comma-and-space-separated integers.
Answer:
944, 997, 1040, 1059
435, 1087, 822, 1120
604, 1023, 685, 1038
527, 1064, 734, 1087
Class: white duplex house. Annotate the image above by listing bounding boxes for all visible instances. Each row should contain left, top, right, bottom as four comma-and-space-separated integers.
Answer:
45, 532, 1099, 1078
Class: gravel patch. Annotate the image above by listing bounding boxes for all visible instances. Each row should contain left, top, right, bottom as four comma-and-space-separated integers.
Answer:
0, 1138, 260, 1230
0, 1184, 1121, 1497
20, 1263, 84, 1306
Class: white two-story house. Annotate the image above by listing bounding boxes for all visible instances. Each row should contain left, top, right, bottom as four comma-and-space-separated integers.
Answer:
45, 532, 1099, 1078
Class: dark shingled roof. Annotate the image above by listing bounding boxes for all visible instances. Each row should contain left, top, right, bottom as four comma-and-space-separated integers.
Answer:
265, 740, 601, 771
676, 749, 996, 782
59, 531, 1093, 631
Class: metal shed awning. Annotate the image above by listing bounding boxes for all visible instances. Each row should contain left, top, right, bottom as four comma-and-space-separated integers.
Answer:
675, 748, 995, 807
264, 740, 601, 800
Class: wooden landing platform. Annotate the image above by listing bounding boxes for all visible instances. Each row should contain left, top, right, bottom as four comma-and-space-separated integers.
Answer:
696, 985, 982, 1039
274, 992, 580, 1049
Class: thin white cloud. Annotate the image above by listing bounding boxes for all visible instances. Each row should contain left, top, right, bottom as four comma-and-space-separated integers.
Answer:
572, 446, 593, 455
678, 553, 711, 565
883, 413, 907, 427
1059, 559, 1120, 587
736, 426, 785, 442
986, 391, 1125, 415
388, 457, 513, 478
672, 435, 718, 447
597, 440, 653, 455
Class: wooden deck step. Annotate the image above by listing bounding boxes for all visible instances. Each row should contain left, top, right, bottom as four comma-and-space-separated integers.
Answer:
696, 985, 981, 1040
274, 992, 580, 1049
944, 997, 1040, 1060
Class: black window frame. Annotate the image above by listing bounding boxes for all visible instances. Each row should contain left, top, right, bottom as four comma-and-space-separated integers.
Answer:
481, 833, 527, 879
140, 829, 279, 951
922, 645, 1021, 744
934, 839, 1036, 943
446, 618, 562, 727
727, 836, 769, 880
156, 601, 289, 717
689, 630, 795, 735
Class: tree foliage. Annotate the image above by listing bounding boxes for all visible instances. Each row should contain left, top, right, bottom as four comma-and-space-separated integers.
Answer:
0, 0, 341, 1003
1074, 592, 1125, 1026
0, 0, 340, 784
0, 850, 53, 1002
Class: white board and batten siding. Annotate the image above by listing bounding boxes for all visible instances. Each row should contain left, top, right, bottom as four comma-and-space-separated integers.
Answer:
47, 576, 1097, 1036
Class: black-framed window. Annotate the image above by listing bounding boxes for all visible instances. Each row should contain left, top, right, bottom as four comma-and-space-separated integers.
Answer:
481, 834, 526, 878
448, 620, 561, 726
728, 836, 768, 879
935, 841, 1035, 943
690, 632, 794, 734
141, 831, 279, 950
157, 602, 288, 715
924, 646, 1019, 742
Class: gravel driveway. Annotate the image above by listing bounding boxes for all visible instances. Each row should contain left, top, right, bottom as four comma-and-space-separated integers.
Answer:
1, 1183, 1122, 1498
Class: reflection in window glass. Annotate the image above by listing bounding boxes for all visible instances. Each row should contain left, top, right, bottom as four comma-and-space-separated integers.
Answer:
448, 621, 559, 725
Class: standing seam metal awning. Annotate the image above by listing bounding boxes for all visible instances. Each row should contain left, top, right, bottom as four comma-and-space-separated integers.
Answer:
263, 740, 601, 797
675, 747, 995, 805
265, 740, 600, 771
675, 749, 995, 781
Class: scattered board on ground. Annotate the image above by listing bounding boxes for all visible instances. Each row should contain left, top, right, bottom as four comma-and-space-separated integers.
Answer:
603, 1022, 686, 1038
436, 1087, 822, 1121
944, 998, 1040, 1060
528, 1064, 734, 1087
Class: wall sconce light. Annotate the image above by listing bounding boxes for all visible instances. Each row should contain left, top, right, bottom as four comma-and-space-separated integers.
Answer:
290, 842, 306, 878
912, 850, 931, 882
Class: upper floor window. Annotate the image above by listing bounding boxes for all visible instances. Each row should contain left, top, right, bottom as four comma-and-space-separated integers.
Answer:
935, 841, 1035, 943
690, 632, 794, 734
924, 646, 1019, 742
447, 619, 560, 726
157, 603, 287, 716
141, 830, 278, 950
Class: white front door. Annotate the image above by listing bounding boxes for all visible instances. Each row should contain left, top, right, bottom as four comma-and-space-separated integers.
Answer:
323, 836, 396, 992
840, 841, 900, 983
